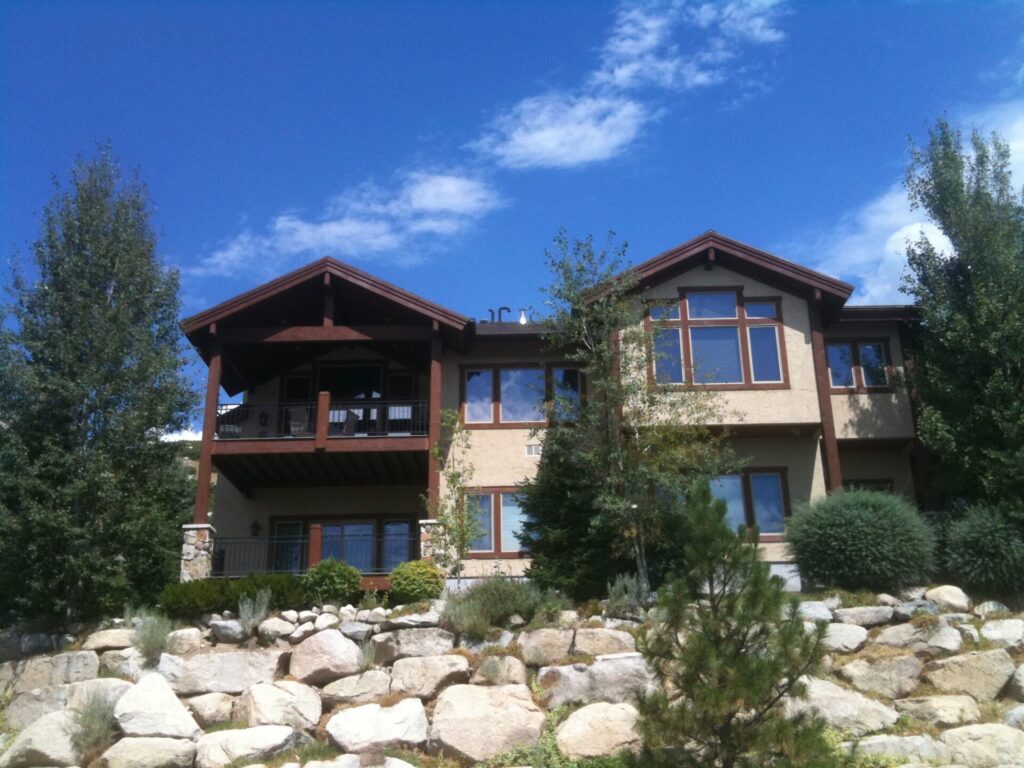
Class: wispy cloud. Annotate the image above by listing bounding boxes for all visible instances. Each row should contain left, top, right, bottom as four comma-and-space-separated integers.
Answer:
475, 0, 787, 169
190, 171, 502, 278
789, 100, 1024, 304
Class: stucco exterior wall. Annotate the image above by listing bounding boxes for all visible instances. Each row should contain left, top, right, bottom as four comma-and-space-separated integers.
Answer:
728, 434, 828, 508
640, 265, 822, 426
838, 448, 916, 502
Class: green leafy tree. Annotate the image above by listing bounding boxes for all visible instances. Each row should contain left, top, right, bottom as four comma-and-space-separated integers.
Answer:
634, 479, 832, 768
0, 149, 196, 624
903, 120, 1024, 513
520, 231, 732, 598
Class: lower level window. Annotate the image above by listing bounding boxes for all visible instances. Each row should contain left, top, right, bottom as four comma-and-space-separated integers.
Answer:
710, 470, 787, 534
466, 490, 530, 554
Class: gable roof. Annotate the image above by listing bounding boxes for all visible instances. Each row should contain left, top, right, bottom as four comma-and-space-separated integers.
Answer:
627, 231, 855, 320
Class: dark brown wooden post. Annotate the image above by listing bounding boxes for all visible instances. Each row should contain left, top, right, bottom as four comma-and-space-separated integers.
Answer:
809, 293, 843, 491
193, 327, 222, 525
308, 524, 323, 568
426, 321, 443, 508
315, 390, 330, 450
323, 272, 334, 327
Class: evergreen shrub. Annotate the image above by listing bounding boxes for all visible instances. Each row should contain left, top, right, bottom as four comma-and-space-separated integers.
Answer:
159, 573, 306, 618
302, 559, 362, 605
389, 560, 445, 604
442, 578, 569, 640
943, 506, 1024, 596
787, 490, 935, 592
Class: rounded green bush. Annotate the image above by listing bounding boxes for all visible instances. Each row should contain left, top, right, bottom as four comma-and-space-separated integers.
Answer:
302, 559, 362, 605
389, 560, 445, 605
787, 489, 935, 592
944, 506, 1024, 596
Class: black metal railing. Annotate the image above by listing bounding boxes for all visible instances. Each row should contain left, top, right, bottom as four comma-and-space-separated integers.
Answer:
209, 534, 418, 577
213, 399, 428, 440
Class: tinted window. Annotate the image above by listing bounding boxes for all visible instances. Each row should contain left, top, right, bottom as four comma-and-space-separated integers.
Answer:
649, 303, 680, 320
500, 368, 545, 422
710, 475, 747, 532
827, 344, 854, 387
688, 291, 737, 319
750, 474, 785, 534
691, 326, 743, 383
468, 494, 493, 551
749, 326, 782, 382
653, 328, 684, 384
465, 370, 493, 422
745, 302, 777, 319
859, 343, 887, 386
552, 367, 581, 420
501, 494, 529, 552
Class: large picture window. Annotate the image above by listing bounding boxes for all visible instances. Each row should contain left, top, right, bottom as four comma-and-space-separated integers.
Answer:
709, 469, 788, 536
465, 489, 531, 554
647, 290, 787, 388
462, 365, 581, 426
826, 339, 892, 392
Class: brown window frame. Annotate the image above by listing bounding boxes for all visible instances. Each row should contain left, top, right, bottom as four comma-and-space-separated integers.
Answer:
825, 338, 895, 394
645, 287, 790, 391
463, 487, 529, 557
711, 467, 790, 542
459, 363, 583, 428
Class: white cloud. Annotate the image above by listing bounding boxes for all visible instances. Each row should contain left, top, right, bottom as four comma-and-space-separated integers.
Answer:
191, 171, 502, 278
161, 429, 203, 442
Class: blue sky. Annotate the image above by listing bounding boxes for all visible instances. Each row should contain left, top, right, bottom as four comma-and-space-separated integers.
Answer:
3, 0, 1024, 329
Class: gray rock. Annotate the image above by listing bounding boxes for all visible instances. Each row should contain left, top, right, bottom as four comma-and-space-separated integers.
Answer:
572, 628, 635, 656
555, 702, 640, 759
314, 613, 340, 631
783, 677, 898, 735
11, 651, 98, 693
325, 697, 428, 752
98, 737, 196, 768
5, 684, 69, 731
429, 684, 544, 763
287, 622, 316, 643
538, 652, 657, 708
838, 655, 923, 699
99, 647, 145, 681
195, 726, 303, 768
924, 649, 1016, 701
211, 619, 249, 644
0, 711, 79, 768
321, 669, 392, 707
67, 677, 133, 711
980, 619, 1024, 651
472, 655, 528, 686
893, 599, 939, 621
338, 621, 374, 642
846, 735, 951, 763
235, 680, 321, 730
874, 622, 927, 649
290, 630, 362, 685
798, 601, 833, 622
321, 604, 339, 615
157, 649, 285, 695
355, 607, 387, 624
1004, 703, 1024, 729
928, 625, 964, 654
166, 627, 204, 656
940, 723, 1024, 766
925, 586, 971, 613
280, 610, 299, 624
895, 695, 981, 728
186, 692, 236, 728
822, 622, 868, 653
298, 610, 317, 624
974, 600, 1010, 618
1008, 664, 1024, 701
381, 609, 441, 631
390, 655, 470, 699
257, 618, 296, 643
113, 672, 202, 739
519, 628, 575, 666
834, 606, 894, 627
82, 628, 135, 652
19, 633, 55, 656
370, 628, 454, 665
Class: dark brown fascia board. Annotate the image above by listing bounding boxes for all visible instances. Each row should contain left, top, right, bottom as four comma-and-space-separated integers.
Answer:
627, 231, 855, 303
180, 256, 471, 335
472, 322, 547, 337
838, 305, 920, 323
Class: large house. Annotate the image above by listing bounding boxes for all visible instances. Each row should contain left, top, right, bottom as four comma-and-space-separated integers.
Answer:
179, 231, 923, 588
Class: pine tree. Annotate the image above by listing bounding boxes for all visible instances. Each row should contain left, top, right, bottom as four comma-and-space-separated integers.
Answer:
0, 149, 196, 624
633, 478, 832, 768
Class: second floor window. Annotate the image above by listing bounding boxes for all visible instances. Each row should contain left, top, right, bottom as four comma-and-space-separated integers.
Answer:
463, 365, 581, 426
649, 290, 786, 388
826, 340, 890, 390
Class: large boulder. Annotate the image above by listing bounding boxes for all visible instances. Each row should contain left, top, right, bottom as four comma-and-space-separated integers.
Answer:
381, 607, 441, 630
11, 651, 98, 693
555, 702, 640, 759
833, 606, 893, 627
99, 647, 145, 682
370, 628, 454, 665
210, 619, 248, 644
895, 695, 981, 728
980, 619, 1024, 651
186, 692, 236, 728
98, 737, 196, 768
845, 735, 951, 764
165, 628, 204, 656
429, 684, 544, 763
257, 618, 296, 643
5, 684, 69, 731
783, 677, 898, 735
821, 623, 868, 653
923, 649, 1016, 701
158, 649, 285, 695
519, 629, 574, 667
113, 672, 202, 739
572, 628, 635, 656
1009, 664, 1024, 701
837, 655, 923, 699
196, 726, 303, 768
0, 711, 79, 768
798, 601, 833, 623
235, 680, 321, 730
325, 697, 429, 753
338, 621, 374, 642
82, 628, 136, 652
68, 677, 133, 711
321, 669, 392, 707
925, 585, 971, 613
538, 652, 657, 708
940, 723, 1024, 766
390, 655, 470, 699
873, 622, 927, 649
289, 630, 362, 685
471, 655, 528, 686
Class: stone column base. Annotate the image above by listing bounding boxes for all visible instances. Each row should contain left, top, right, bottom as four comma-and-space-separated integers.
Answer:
180, 524, 217, 582
418, 519, 441, 561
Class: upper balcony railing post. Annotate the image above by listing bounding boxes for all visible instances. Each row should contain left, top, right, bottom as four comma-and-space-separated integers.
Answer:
315, 391, 330, 449
308, 524, 323, 569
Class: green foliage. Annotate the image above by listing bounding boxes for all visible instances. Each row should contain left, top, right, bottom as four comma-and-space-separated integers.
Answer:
132, 608, 175, 666
520, 231, 732, 600
606, 573, 645, 619
903, 121, 1024, 510
389, 560, 445, 604
71, 690, 118, 764
159, 573, 305, 619
442, 578, 570, 640
485, 707, 631, 768
0, 148, 197, 625
358, 589, 386, 610
787, 490, 936, 592
302, 559, 362, 606
238, 587, 271, 636
943, 505, 1024, 596
633, 478, 832, 768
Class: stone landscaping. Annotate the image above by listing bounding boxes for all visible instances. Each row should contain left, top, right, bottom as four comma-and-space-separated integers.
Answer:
0, 583, 1021, 767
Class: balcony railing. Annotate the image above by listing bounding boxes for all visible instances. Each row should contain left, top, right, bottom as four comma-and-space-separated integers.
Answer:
215, 399, 428, 440
210, 533, 418, 577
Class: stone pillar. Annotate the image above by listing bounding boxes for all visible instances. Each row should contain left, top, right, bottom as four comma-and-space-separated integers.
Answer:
418, 519, 441, 561
180, 523, 217, 582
